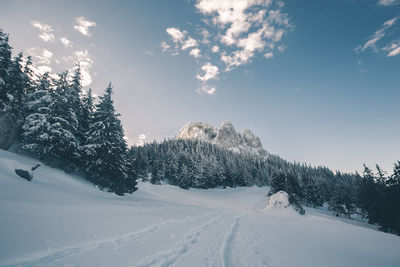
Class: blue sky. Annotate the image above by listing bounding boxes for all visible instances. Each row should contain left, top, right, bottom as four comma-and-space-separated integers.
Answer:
1, 0, 399, 173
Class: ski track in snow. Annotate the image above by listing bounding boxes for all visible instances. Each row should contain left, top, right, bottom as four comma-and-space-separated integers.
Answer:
231, 215, 274, 267
204, 215, 235, 267
136, 212, 227, 267
0, 211, 220, 267
222, 215, 242, 267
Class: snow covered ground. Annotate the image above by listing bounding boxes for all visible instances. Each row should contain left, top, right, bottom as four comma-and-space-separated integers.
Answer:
1, 149, 400, 267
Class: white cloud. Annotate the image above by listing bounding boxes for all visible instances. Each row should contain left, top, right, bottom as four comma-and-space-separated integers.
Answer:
25, 47, 57, 79
388, 46, 400, 56
60, 37, 72, 48
196, 62, 219, 81
237, 26, 266, 51
384, 17, 398, 27
264, 51, 274, 59
221, 25, 270, 70
26, 47, 53, 65
196, 0, 259, 45
136, 134, 147, 146
162, 0, 292, 95
30, 21, 55, 42
182, 37, 198, 50
36, 65, 53, 74
211, 45, 219, 53
166, 27, 199, 53
39, 32, 55, 42
378, 0, 399, 6
146, 50, 154, 56
356, 16, 398, 53
123, 132, 136, 147
221, 49, 253, 70
357, 60, 366, 73
25, 65, 53, 80
201, 28, 211, 44
74, 17, 97, 36
196, 0, 292, 70
166, 27, 186, 42
190, 48, 201, 58
67, 50, 94, 86
277, 45, 286, 52
30, 21, 53, 32
197, 84, 216, 95
160, 40, 171, 52
267, 9, 290, 26
386, 42, 400, 56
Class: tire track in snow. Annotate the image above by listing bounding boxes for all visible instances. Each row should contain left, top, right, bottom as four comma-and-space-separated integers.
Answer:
136, 212, 226, 267
222, 215, 242, 267
0, 211, 219, 267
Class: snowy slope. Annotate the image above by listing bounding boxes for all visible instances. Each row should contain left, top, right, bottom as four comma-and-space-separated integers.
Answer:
0, 149, 400, 267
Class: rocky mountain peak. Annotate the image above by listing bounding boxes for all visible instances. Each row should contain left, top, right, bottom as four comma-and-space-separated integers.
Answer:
216, 121, 240, 150
177, 121, 267, 157
177, 122, 217, 142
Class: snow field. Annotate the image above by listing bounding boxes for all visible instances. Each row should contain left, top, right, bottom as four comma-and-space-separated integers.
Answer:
1, 149, 400, 267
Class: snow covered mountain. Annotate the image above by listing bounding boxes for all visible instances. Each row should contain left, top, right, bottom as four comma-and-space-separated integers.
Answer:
1, 149, 399, 267
177, 121, 268, 157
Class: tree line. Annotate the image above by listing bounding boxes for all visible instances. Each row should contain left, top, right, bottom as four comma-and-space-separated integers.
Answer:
131, 138, 360, 208
357, 163, 400, 235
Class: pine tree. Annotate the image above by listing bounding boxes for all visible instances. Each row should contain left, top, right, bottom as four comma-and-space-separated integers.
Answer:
77, 87, 96, 170
285, 172, 302, 197
7, 53, 26, 120
358, 164, 384, 224
124, 148, 138, 193
383, 161, 400, 235
387, 161, 400, 186
269, 171, 286, 195
69, 66, 85, 144
375, 164, 387, 184
328, 193, 347, 217
81, 88, 95, 140
0, 29, 12, 111
20, 73, 53, 157
46, 72, 80, 169
303, 182, 323, 207
22, 56, 35, 99
84, 83, 132, 194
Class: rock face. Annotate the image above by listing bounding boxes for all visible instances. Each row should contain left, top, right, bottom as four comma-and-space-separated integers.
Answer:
177, 121, 267, 157
216, 121, 240, 151
0, 111, 17, 150
177, 122, 217, 142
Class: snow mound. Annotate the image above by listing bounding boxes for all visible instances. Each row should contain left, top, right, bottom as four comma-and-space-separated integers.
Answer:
264, 191, 306, 215
266, 191, 290, 209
